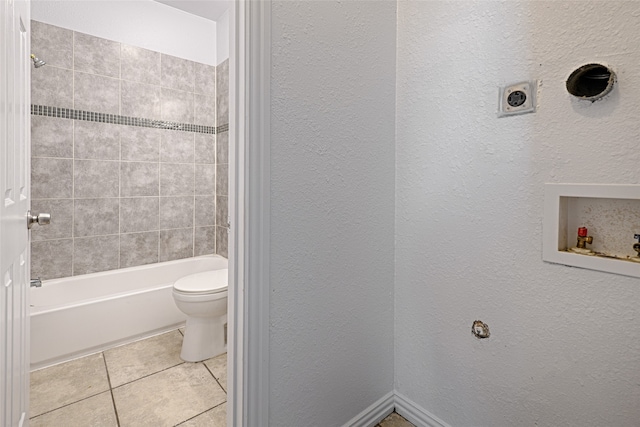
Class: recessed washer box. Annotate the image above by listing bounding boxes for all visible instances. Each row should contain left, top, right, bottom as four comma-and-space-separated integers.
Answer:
543, 183, 640, 278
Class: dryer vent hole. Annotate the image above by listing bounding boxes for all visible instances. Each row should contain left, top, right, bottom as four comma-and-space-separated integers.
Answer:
507, 90, 527, 107
566, 63, 615, 101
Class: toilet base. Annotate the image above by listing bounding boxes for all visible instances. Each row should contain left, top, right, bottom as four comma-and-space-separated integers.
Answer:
180, 314, 227, 362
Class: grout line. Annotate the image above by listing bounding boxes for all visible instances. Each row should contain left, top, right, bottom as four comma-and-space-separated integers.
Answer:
201, 361, 227, 395
33, 226, 200, 242
29, 389, 111, 420
110, 361, 186, 391
72, 31, 75, 110
117, 127, 122, 270
192, 139, 197, 257
71, 115, 75, 276
102, 352, 122, 427
158, 134, 162, 262
214, 122, 218, 256
31, 236, 73, 243
174, 401, 227, 426
69, 36, 76, 278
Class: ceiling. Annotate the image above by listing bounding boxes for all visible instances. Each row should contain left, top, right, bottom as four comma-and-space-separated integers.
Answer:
154, 0, 230, 21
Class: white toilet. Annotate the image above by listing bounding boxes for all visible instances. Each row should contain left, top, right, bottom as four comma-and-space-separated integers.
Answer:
172, 269, 228, 362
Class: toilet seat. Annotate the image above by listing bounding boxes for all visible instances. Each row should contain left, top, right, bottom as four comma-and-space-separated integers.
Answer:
173, 269, 228, 295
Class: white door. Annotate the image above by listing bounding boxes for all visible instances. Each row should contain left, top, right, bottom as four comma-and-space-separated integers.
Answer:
0, 0, 30, 426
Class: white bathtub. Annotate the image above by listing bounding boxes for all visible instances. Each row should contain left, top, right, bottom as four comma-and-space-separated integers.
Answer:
30, 255, 228, 370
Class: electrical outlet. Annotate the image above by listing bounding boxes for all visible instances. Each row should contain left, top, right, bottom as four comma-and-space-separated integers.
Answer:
498, 81, 537, 117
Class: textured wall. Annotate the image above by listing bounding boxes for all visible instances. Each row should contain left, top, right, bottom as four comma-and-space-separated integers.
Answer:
395, 2, 640, 426
30, 21, 222, 280
269, 1, 396, 425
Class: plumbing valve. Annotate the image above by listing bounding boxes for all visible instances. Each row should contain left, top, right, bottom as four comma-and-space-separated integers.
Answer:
633, 234, 640, 257
576, 227, 593, 249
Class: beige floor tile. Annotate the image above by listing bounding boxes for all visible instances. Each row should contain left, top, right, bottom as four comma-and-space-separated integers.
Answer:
112, 362, 226, 427
178, 402, 226, 427
104, 330, 184, 387
378, 412, 416, 427
30, 391, 117, 427
203, 353, 227, 391
30, 352, 110, 417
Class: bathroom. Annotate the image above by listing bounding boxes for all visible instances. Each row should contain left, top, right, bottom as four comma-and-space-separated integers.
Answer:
26, 0, 231, 425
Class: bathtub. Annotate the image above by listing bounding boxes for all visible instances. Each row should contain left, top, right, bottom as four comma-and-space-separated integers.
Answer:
30, 255, 228, 370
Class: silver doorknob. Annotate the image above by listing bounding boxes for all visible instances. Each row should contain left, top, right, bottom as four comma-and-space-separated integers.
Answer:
27, 211, 51, 229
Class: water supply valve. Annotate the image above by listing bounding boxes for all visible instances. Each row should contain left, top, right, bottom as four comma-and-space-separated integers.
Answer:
568, 227, 595, 255
576, 227, 593, 249
633, 234, 640, 257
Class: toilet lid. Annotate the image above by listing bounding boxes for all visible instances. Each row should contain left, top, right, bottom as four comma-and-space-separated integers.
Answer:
173, 270, 228, 293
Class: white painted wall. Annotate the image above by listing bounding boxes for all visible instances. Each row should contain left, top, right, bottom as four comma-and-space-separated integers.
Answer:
216, 8, 229, 64
395, 1, 640, 426
269, 1, 396, 425
31, 0, 217, 65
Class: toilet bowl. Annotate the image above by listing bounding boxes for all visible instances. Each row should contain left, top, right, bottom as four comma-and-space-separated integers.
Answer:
172, 269, 228, 362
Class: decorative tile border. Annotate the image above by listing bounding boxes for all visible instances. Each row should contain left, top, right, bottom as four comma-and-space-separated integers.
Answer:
31, 105, 229, 135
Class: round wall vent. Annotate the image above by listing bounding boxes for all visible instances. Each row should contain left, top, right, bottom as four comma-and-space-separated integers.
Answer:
566, 63, 615, 102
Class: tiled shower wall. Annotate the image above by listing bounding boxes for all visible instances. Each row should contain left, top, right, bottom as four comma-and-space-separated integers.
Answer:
215, 58, 229, 259
30, 21, 229, 280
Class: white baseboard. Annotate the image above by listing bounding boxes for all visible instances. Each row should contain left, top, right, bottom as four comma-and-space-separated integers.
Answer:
342, 390, 450, 427
343, 391, 395, 427
394, 392, 451, 427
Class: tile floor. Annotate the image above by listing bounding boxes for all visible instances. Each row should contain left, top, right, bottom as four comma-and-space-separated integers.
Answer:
30, 328, 412, 427
377, 412, 415, 427
29, 329, 226, 427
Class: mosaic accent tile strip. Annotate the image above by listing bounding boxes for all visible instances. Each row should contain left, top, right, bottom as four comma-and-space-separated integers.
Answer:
216, 123, 229, 133
31, 104, 217, 135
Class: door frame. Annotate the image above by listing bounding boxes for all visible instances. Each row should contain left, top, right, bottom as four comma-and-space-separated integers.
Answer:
228, 1, 271, 426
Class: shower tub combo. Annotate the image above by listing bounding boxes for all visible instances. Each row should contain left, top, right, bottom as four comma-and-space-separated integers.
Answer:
30, 255, 228, 370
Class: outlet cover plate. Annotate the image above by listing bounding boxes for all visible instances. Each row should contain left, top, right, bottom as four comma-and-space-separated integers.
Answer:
498, 80, 537, 117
